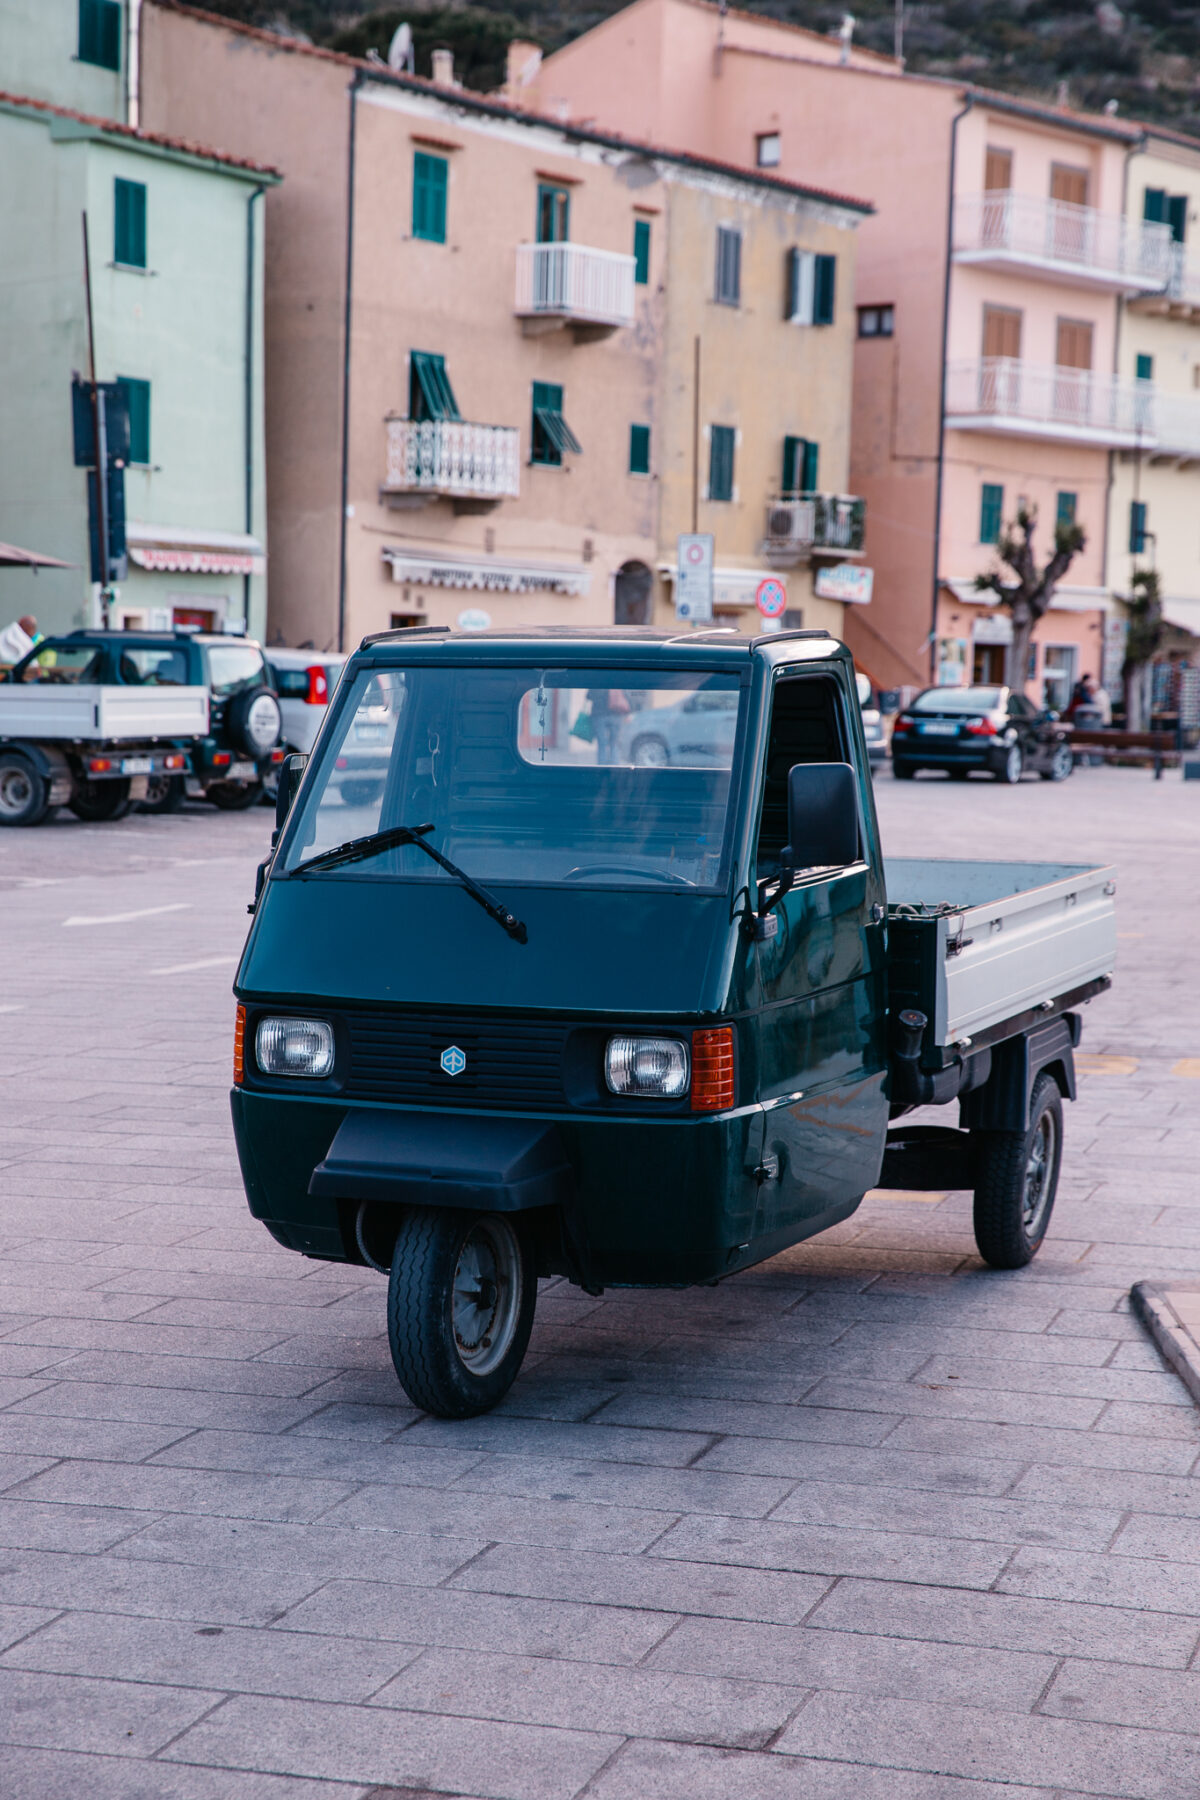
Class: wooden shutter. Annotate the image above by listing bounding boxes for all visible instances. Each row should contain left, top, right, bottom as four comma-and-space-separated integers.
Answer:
633, 218, 650, 285
629, 423, 650, 475
413, 154, 448, 243
116, 376, 150, 465
786, 249, 815, 324
1050, 164, 1089, 208
1129, 501, 1147, 554
801, 439, 819, 491
708, 425, 735, 501
982, 305, 1022, 360
1055, 317, 1093, 370
984, 147, 1012, 192
813, 255, 836, 326
979, 483, 1003, 544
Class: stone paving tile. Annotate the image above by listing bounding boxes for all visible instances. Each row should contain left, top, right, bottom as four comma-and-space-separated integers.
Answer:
584, 1737, 1061, 1799
398, 1415, 715, 1467
998, 1544, 1200, 1614
0, 1547, 324, 1626
693, 1437, 1028, 1496
765, 1477, 1122, 1551
146, 1429, 486, 1489
0, 1499, 161, 1554
883, 1415, 1200, 1474
0, 1604, 60, 1655
8, 1380, 325, 1432
0, 1664, 220, 1756
587, 1390, 900, 1444
9, 1458, 358, 1524
653, 1513, 1013, 1588
448, 1453, 794, 1518
1012, 1463, 1200, 1518
2, 1744, 372, 1798
319, 1482, 676, 1553
115, 1515, 486, 1586
1040, 1658, 1200, 1731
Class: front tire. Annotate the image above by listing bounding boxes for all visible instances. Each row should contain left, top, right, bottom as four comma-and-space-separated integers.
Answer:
972, 1071, 1063, 1268
0, 753, 53, 827
1040, 742, 1074, 783
630, 734, 669, 768
995, 744, 1024, 785
208, 781, 265, 811
387, 1208, 536, 1418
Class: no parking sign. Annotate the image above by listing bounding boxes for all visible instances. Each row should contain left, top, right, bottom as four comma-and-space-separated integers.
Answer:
755, 576, 787, 621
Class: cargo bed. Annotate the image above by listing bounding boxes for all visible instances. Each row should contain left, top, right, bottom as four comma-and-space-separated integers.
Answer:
885, 857, 1117, 1050
0, 683, 209, 742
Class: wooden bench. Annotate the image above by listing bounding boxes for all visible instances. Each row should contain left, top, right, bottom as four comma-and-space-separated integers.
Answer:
1069, 728, 1178, 778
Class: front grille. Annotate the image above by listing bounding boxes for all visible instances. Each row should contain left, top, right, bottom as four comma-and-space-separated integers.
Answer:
342, 1008, 570, 1110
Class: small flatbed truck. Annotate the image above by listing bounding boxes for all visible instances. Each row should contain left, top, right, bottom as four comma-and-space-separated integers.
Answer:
230, 626, 1117, 1417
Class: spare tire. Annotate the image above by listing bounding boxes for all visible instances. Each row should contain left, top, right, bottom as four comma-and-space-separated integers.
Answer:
227, 687, 282, 759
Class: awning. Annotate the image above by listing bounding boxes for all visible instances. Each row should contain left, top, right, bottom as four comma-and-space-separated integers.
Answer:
533, 405, 582, 456
383, 546, 589, 597
411, 351, 461, 423
126, 523, 265, 577
0, 541, 73, 568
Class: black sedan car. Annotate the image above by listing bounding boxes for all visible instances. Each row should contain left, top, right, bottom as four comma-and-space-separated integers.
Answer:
891, 685, 1074, 783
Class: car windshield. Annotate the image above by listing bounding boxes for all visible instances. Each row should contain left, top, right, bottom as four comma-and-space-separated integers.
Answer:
911, 687, 1003, 714
281, 663, 745, 890
208, 645, 267, 698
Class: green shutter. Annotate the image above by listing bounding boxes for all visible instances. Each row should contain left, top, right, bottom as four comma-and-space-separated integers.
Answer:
813, 254, 836, 325
412, 153, 448, 244
410, 351, 460, 422
629, 423, 650, 475
113, 178, 146, 268
800, 439, 819, 492
537, 185, 570, 244
79, 0, 121, 71
715, 227, 741, 305
633, 217, 650, 285
980, 482, 1003, 545
1136, 352, 1153, 383
1129, 500, 1147, 555
116, 376, 150, 465
708, 424, 735, 501
1143, 188, 1166, 225
531, 381, 580, 464
1056, 491, 1077, 526
782, 435, 801, 493
1168, 194, 1187, 244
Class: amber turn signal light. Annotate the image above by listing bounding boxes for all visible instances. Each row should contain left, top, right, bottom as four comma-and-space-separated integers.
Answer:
233, 1003, 246, 1086
691, 1026, 734, 1111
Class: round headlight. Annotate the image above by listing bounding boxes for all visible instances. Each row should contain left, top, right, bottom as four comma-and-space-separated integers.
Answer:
605, 1035, 689, 1098
255, 1017, 334, 1078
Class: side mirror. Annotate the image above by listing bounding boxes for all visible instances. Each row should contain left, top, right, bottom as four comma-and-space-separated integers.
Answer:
274, 752, 307, 837
782, 762, 860, 872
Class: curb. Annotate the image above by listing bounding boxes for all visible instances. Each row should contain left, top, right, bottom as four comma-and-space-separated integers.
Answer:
1131, 1280, 1200, 1406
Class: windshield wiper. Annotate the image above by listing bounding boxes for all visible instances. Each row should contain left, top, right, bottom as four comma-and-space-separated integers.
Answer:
289, 822, 528, 944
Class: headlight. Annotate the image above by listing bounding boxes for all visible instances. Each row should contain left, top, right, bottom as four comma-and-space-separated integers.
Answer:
605, 1035, 689, 1098
255, 1016, 335, 1078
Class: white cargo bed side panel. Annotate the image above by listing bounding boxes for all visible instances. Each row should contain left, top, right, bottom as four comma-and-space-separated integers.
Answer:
943, 865, 1117, 1042
0, 685, 209, 741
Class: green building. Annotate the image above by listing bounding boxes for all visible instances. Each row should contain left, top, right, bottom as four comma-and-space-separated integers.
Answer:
0, 2, 278, 639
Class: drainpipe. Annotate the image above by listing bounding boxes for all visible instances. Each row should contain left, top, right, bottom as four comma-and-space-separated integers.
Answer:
336, 71, 366, 655
930, 93, 974, 683
243, 183, 267, 636
1106, 132, 1147, 644
126, 0, 142, 128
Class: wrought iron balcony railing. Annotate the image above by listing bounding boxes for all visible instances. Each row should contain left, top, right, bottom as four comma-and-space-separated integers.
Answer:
763, 493, 866, 558
945, 359, 1156, 449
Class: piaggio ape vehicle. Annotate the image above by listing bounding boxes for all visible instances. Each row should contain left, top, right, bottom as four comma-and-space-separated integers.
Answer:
231, 627, 1116, 1418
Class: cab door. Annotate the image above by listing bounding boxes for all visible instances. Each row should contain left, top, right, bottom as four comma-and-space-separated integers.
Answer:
752, 670, 889, 1245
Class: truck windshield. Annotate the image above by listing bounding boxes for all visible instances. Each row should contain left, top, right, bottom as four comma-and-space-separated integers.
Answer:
281, 664, 745, 891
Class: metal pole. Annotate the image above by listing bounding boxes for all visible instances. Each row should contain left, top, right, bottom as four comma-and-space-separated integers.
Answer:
691, 334, 701, 534
82, 211, 111, 627
894, 0, 904, 63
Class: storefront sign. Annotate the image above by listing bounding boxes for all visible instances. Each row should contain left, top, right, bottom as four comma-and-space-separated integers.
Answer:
973, 614, 1013, 645
814, 564, 873, 606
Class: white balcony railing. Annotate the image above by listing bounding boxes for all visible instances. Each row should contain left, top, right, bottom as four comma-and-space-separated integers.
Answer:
383, 418, 521, 501
945, 358, 1158, 448
954, 192, 1174, 292
515, 242, 636, 329
1163, 243, 1200, 308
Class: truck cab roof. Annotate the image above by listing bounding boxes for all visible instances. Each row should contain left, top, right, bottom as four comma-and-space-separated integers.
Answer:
356, 625, 843, 668
66, 629, 264, 651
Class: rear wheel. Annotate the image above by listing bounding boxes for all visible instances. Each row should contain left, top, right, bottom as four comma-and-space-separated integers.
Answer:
630, 734, 669, 768
339, 778, 385, 808
208, 781, 264, 811
892, 762, 916, 780
0, 753, 52, 827
995, 744, 1023, 785
972, 1071, 1063, 1268
139, 774, 186, 814
68, 778, 131, 822
1040, 742, 1074, 783
387, 1208, 536, 1418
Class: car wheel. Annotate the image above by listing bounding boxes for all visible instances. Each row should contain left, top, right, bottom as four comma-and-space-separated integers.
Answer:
972, 1072, 1063, 1268
208, 781, 265, 811
995, 744, 1023, 784
630, 734, 670, 768
68, 778, 132, 822
0, 753, 54, 827
138, 775, 187, 815
892, 762, 916, 780
1040, 742, 1074, 783
339, 778, 385, 808
387, 1208, 537, 1418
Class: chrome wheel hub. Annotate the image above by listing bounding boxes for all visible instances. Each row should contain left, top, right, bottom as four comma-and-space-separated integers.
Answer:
1023, 1110, 1057, 1237
451, 1218, 521, 1377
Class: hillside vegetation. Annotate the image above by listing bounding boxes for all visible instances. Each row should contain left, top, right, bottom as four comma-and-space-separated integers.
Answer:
180, 0, 1200, 137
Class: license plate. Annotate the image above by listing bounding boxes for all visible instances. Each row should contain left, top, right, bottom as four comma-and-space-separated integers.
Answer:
120, 756, 153, 774
920, 722, 959, 736
355, 726, 387, 743
228, 760, 257, 780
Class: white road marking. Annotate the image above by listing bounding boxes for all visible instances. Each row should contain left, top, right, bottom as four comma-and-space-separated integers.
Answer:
63, 903, 192, 928
151, 955, 239, 975
0, 1004, 26, 1014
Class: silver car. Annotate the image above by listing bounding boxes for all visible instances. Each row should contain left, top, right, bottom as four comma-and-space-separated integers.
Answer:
266, 649, 347, 758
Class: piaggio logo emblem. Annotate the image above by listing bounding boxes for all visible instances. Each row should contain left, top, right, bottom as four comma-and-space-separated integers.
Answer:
440, 1045, 467, 1077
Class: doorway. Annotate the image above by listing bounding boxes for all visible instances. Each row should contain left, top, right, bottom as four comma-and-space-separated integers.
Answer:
614, 560, 654, 626
172, 607, 216, 633
973, 643, 1005, 685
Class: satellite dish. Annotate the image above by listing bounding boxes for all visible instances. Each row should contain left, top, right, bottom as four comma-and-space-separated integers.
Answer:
387, 23, 414, 74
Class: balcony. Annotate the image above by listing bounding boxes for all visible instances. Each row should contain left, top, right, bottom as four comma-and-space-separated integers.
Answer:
953, 193, 1174, 294
514, 242, 636, 338
382, 418, 521, 509
762, 493, 866, 565
945, 359, 1155, 449
1134, 244, 1200, 318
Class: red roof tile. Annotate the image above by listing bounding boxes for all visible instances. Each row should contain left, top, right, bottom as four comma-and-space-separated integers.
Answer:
0, 86, 281, 175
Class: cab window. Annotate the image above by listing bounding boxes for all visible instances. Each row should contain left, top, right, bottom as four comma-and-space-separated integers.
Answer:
119, 647, 189, 685
17, 643, 104, 683
207, 645, 267, 698
756, 674, 851, 873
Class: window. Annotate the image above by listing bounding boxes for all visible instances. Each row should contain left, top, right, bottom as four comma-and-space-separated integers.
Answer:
1056, 491, 1077, 527
756, 131, 781, 168
1136, 352, 1154, 383
1145, 188, 1188, 244
633, 217, 651, 286
536, 184, 570, 244
1042, 646, 1077, 714
1129, 500, 1148, 555
982, 305, 1022, 360
785, 249, 835, 325
782, 436, 818, 494
715, 226, 741, 305
408, 351, 460, 422
857, 304, 894, 338
1055, 316, 1093, 371
979, 482, 1004, 545
531, 381, 581, 466
412, 152, 448, 244
79, 0, 121, 70
118, 647, 189, 685
756, 676, 852, 869
113, 178, 145, 268
707, 424, 736, 502
984, 146, 1013, 191
116, 375, 150, 464
628, 423, 650, 476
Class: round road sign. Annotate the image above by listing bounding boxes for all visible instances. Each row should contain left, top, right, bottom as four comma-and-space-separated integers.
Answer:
755, 577, 787, 619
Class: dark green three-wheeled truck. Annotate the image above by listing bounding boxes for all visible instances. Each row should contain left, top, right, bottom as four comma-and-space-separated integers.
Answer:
231, 627, 1116, 1416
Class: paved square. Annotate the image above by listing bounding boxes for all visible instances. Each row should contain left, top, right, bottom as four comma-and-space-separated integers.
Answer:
0, 766, 1197, 1798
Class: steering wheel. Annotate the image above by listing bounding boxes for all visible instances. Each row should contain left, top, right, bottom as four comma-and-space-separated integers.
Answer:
563, 864, 696, 886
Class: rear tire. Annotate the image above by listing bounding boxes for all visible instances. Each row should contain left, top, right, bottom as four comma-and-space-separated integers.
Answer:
387, 1208, 536, 1418
339, 778, 385, 809
139, 775, 186, 814
972, 1071, 1063, 1268
208, 781, 264, 811
68, 778, 131, 822
0, 753, 53, 827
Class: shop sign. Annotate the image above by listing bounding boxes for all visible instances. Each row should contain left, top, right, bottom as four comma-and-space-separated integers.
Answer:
815, 563, 874, 605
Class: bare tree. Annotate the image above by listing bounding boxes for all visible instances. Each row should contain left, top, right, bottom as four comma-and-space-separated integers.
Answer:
1120, 566, 1164, 733
973, 506, 1086, 695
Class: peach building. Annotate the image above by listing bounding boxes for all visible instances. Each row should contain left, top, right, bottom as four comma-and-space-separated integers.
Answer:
538, 0, 1179, 702
138, 0, 868, 648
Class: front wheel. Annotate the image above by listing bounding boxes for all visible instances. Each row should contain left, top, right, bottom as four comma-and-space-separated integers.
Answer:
972, 1071, 1063, 1268
995, 744, 1023, 785
208, 781, 265, 811
0, 753, 53, 827
630, 735, 669, 768
1040, 742, 1074, 783
387, 1208, 536, 1418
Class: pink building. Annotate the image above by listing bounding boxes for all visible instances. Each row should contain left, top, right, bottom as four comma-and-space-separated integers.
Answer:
537, 0, 1172, 700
